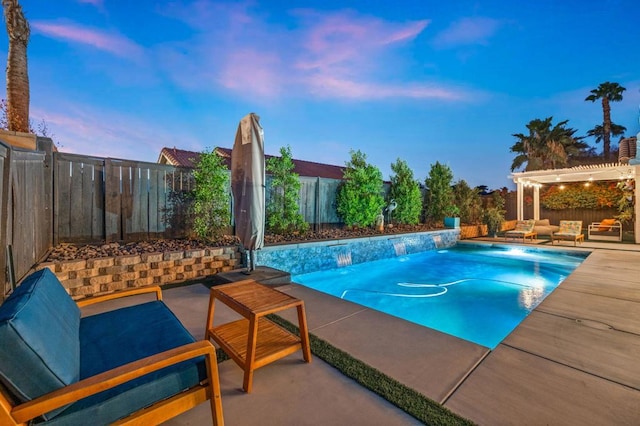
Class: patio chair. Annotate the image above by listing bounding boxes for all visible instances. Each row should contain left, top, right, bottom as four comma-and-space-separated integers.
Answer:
504, 219, 537, 243
0, 269, 224, 425
587, 219, 622, 242
551, 220, 584, 246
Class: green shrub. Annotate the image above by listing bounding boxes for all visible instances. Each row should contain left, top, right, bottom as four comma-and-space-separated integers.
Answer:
266, 146, 309, 234
424, 162, 455, 223
483, 191, 506, 236
336, 150, 385, 227
388, 158, 422, 225
616, 179, 635, 223
453, 180, 483, 224
540, 181, 620, 209
191, 149, 231, 240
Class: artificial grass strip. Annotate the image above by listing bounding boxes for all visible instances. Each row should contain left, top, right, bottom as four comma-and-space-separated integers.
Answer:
266, 314, 475, 426
215, 347, 230, 363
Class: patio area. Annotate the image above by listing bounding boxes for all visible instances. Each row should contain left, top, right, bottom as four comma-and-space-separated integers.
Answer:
89, 240, 640, 425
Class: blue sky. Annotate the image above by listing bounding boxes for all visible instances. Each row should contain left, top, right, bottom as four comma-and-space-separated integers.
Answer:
3, 0, 639, 189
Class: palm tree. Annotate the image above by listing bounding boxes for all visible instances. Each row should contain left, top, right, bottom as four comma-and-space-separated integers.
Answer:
2, 0, 30, 133
585, 81, 626, 161
510, 117, 588, 171
586, 123, 626, 145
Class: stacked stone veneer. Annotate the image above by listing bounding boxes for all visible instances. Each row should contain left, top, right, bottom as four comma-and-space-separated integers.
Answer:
36, 246, 241, 298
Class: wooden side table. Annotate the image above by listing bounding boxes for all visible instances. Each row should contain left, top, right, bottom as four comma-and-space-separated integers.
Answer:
205, 279, 312, 393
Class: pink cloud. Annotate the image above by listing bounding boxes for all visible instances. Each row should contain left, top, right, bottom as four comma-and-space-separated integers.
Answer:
306, 75, 467, 101
157, 4, 476, 102
218, 49, 284, 98
32, 21, 144, 60
432, 17, 502, 49
296, 11, 428, 72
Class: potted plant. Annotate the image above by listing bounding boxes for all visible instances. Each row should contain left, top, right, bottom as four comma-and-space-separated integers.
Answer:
483, 206, 504, 237
443, 205, 461, 229
483, 191, 506, 237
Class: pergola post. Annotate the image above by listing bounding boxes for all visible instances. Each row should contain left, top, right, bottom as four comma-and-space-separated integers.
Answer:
516, 181, 523, 220
533, 185, 540, 220
635, 167, 640, 244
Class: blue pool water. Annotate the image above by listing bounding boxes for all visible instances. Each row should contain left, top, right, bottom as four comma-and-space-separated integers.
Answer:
293, 244, 587, 349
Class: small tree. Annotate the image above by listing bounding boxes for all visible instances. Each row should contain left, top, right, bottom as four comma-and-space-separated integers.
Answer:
336, 149, 385, 227
266, 146, 308, 234
453, 179, 483, 224
483, 191, 506, 237
192, 149, 230, 240
388, 158, 422, 225
424, 161, 455, 224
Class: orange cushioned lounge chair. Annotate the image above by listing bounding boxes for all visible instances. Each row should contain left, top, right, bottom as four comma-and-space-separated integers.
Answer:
587, 219, 622, 242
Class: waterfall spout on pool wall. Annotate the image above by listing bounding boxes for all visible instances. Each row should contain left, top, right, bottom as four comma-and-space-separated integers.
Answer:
336, 251, 352, 267
393, 241, 407, 256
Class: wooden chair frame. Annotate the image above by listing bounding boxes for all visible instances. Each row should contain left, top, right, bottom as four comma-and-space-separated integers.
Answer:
0, 286, 224, 426
587, 220, 623, 242
551, 221, 584, 246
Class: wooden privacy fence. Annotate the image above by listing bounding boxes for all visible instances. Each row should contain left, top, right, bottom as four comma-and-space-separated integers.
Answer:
296, 176, 342, 229
54, 153, 194, 244
1, 139, 54, 299
1, 142, 352, 299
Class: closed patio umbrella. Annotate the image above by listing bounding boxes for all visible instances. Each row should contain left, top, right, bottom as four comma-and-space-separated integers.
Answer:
231, 113, 265, 272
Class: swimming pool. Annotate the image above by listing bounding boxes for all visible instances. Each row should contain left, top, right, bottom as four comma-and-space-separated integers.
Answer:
292, 244, 588, 349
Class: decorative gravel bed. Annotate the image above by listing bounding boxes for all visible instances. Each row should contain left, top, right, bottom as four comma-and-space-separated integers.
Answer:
45, 224, 442, 262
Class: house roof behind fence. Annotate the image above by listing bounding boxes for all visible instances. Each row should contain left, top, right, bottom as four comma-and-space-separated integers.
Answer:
158, 147, 345, 179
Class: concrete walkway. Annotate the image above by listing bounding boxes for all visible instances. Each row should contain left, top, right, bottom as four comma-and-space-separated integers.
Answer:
150, 242, 640, 425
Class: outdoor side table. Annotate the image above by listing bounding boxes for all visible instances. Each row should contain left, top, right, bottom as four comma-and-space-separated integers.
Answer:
205, 279, 312, 393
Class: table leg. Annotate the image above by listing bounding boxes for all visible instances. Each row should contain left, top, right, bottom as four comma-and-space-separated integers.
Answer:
297, 305, 312, 363
205, 295, 216, 340
243, 315, 259, 393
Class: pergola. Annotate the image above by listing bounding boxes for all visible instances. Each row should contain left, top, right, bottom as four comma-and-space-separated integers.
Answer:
510, 163, 640, 243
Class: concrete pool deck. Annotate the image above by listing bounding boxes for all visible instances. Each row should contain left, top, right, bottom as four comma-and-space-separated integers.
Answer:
153, 242, 640, 424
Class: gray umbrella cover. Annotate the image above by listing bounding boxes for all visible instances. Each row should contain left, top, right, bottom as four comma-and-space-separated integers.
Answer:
231, 113, 265, 251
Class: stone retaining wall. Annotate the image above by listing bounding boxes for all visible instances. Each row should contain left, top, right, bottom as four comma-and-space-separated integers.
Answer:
36, 246, 241, 298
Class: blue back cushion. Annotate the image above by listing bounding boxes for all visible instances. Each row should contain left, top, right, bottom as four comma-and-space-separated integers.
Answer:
0, 269, 80, 408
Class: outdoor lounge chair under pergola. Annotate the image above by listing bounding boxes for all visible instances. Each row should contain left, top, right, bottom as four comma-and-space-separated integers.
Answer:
509, 163, 640, 244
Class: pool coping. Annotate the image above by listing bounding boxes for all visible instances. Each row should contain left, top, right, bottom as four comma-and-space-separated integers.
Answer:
147, 240, 640, 425
276, 242, 640, 424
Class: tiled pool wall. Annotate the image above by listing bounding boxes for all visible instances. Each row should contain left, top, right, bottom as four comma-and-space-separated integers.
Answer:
256, 229, 460, 275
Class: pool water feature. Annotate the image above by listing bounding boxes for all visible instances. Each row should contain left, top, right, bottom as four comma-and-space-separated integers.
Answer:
293, 244, 588, 349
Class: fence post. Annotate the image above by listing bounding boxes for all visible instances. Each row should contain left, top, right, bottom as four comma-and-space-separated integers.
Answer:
36, 138, 54, 250
315, 177, 321, 231
104, 159, 122, 242
0, 142, 10, 298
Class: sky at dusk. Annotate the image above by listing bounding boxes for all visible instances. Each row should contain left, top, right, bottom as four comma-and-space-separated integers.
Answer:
2, 0, 640, 190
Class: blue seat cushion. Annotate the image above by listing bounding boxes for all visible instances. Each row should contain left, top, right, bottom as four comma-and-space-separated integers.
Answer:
39, 300, 206, 425
0, 269, 80, 420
